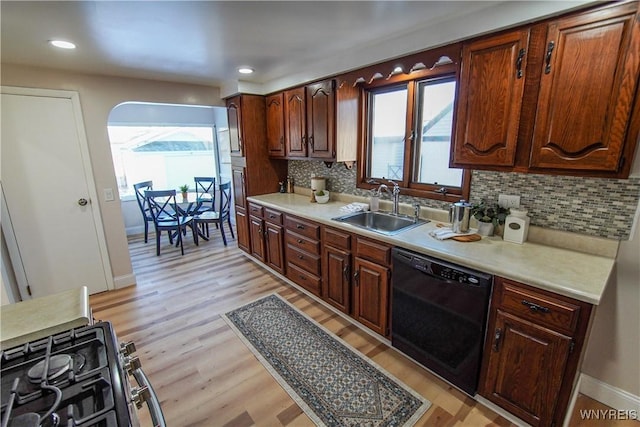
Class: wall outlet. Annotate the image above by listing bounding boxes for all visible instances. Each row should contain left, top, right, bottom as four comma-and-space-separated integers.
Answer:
498, 194, 520, 209
104, 188, 114, 202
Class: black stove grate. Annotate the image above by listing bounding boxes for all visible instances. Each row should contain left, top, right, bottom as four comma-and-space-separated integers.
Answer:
0, 322, 132, 427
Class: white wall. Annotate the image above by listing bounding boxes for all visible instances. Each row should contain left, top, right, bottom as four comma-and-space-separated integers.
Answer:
580, 145, 640, 406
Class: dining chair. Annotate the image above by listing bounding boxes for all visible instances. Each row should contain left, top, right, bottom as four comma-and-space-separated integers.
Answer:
194, 177, 215, 215
133, 180, 154, 243
145, 189, 198, 255
194, 182, 234, 246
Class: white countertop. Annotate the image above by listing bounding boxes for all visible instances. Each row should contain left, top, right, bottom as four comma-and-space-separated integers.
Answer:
1, 286, 92, 350
247, 193, 615, 305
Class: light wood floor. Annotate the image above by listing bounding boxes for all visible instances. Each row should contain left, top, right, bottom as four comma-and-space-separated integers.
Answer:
90, 231, 636, 427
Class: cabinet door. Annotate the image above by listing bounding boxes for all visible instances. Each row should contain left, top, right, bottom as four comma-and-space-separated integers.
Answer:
249, 216, 266, 262
322, 246, 350, 314
235, 208, 250, 253
265, 223, 285, 274
226, 96, 243, 157
231, 167, 246, 208
481, 310, 571, 427
266, 93, 286, 158
530, 3, 640, 171
306, 80, 335, 160
452, 29, 530, 167
353, 257, 389, 337
284, 87, 307, 157
335, 82, 359, 164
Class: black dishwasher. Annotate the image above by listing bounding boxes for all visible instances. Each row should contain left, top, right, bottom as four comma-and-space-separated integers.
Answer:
391, 247, 493, 396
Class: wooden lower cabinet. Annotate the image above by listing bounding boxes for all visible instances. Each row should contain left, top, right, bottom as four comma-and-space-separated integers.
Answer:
352, 257, 390, 337
264, 222, 285, 274
235, 208, 250, 253
322, 245, 350, 314
249, 215, 266, 262
479, 277, 592, 427
284, 214, 322, 296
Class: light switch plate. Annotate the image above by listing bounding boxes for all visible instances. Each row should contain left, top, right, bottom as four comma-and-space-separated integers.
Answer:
104, 188, 114, 202
498, 194, 520, 208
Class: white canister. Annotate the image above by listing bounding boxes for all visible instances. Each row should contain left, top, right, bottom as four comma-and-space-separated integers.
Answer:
311, 176, 326, 193
503, 209, 530, 244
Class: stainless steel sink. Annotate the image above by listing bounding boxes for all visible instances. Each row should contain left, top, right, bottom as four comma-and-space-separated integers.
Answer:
332, 211, 428, 235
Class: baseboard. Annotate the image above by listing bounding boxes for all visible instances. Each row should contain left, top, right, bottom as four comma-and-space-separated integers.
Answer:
126, 225, 145, 236
112, 273, 136, 289
579, 373, 640, 413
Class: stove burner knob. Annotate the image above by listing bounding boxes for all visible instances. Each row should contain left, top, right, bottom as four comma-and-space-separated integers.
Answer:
125, 356, 142, 375
131, 385, 151, 409
120, 341, 137, 356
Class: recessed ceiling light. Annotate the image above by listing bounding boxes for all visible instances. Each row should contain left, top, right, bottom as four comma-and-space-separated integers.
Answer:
238, 67, 254, 74
49, 40, 76, 49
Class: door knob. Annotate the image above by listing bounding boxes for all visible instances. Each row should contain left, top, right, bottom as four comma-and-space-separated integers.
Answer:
78, 198, 88, 206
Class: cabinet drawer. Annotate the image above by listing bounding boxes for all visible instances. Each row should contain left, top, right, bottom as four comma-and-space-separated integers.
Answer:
284, 215, 320, 239
264, 208, 283, 225
286, 262, 322, 296
286, 244, 321, 276
355, 237, 391, 266
323, 226, 351, 250
247, 202, 264, 218
285, 231, 321, 255
499, 280, 582, 334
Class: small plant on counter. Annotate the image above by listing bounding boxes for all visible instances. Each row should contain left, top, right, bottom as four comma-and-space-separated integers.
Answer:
179, 184, 189, 193
315, 190, 325, 197
471, 200, 509, 226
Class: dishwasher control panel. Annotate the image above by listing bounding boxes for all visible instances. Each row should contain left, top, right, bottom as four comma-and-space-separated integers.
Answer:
434, 265, 479, 284
401, 248, 492, 287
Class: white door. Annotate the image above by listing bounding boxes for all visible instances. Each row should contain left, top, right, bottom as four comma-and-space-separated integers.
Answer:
1, 88, 112, 298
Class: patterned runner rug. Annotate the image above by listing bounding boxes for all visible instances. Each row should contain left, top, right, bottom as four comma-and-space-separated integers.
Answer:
222, 294, 431, 426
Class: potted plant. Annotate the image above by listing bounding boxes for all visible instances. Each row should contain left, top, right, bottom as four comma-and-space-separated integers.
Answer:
314, 189, 330, 204
179, 184, 189, 201
471, 200, 509, 236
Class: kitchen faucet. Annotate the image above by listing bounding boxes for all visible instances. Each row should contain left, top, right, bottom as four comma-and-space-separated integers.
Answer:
375, 180, 401, 215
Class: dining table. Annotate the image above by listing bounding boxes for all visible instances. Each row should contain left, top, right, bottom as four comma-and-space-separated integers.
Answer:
158, 191, 214, 244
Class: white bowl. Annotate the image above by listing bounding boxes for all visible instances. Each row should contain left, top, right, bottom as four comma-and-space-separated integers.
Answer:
315, 191, 330, 204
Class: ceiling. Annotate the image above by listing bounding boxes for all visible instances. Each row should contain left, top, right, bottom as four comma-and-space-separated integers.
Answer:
1, 1, 592, 95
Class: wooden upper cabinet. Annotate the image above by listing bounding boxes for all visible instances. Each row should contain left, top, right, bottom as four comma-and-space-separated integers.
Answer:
529, 3, 640, 172
284, 87, 307, 157
266, 93, 286, 158
306, 79, 336, 160
452, 29, 530, 167
226, 96, 243, 157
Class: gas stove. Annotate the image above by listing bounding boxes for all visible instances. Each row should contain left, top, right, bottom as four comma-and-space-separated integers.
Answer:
0, 322, 163, 427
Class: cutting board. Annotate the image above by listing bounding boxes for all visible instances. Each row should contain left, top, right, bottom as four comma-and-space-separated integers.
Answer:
435, 223, 482, 242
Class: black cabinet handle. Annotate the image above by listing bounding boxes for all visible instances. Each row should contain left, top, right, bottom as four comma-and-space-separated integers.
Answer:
343, 266, 350, 281
296, 224, 305, 230
521, 299, 550, 313
297, 239, 303, 244
353, 270, 359, 286
493, 328, 502, 352
309, 136, 314, 149
544, 41, 555, 74
269, 214, 276, 219
298, 255, 304, 260
279, 136, 284, 147
516, 48, 526, 79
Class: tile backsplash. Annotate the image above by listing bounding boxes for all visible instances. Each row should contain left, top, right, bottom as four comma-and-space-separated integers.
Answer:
288, 160, 640, 240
